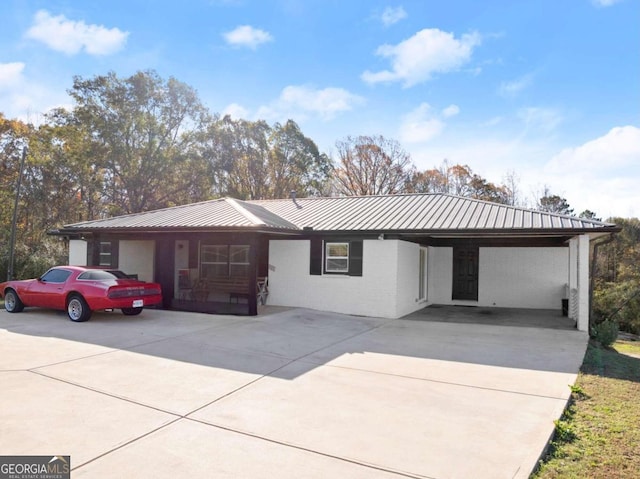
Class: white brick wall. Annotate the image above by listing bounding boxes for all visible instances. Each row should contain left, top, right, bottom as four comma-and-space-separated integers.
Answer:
428, 246, 569, 310
269, 239, 425, 318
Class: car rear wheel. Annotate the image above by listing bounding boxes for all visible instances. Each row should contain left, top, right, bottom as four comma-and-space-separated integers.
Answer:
67, 294, 92, 322
121, 307, 143, 316
4, 289, 24, 313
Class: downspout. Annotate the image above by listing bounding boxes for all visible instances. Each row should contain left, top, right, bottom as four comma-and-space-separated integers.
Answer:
589, 234, 615, 333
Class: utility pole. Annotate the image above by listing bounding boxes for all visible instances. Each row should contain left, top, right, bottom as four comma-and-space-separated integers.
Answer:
7, 146, 27, 281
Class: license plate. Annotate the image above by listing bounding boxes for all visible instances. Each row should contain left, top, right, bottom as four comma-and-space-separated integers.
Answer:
132, 299, 143, 308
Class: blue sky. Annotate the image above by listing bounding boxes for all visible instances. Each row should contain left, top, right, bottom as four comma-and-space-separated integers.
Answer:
1, 0, 639, 218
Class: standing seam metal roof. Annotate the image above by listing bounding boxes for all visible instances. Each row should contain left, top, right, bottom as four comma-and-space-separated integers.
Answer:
62, 193, 617, 232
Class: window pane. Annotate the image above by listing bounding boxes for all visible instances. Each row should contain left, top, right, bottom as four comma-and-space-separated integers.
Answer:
201, 263, 229, 279
201, 245, 227, 263
230, 264, 249, 277
326, 258, 348, 271
41, 269, 72, 283
229, 245, 249, 263
327, 243, 348, 257
99, 241, 112, 266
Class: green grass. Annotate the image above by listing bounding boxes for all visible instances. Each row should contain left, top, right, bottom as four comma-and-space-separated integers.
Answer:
533, 340, 640, 478
614, 340, 640, 357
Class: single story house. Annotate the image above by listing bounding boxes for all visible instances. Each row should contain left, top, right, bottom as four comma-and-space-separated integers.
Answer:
53, 193, 619, 331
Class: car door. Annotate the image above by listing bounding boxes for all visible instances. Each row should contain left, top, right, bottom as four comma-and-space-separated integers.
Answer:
26, 269, 73, 309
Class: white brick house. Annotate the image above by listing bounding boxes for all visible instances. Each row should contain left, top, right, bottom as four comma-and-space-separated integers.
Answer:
56, 194, 618, 331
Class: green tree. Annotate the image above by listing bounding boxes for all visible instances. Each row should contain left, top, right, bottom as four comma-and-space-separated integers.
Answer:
66, 70, 212, 215
205, 116, 331, 199
537, 187, 574, 215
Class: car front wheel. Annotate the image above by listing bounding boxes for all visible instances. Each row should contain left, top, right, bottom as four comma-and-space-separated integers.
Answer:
4, 289, 24, 313
121, 307, 143, 316
67, 295, 92, 322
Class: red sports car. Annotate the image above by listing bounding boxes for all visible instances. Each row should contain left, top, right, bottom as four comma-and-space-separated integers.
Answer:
0, 266, 163, 322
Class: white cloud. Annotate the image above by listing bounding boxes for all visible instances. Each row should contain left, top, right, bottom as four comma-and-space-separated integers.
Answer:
442, 104, 460, 118
380, 6, 407, 26
25, 10, 128, 55
517, 107, 563, 134
399, 103, 445, 143
222, 103, 249, 119
361, 28, 481, 87
257, 85, 365, 121
547, 126, 640, 173
541, 126, 640, 217
223, 25, 273, 49
498, 74, 533, 97
592, 0, 623, 7
0, 62, 25, 89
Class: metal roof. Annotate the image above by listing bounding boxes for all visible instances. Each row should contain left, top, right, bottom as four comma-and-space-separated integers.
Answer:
61, 193, 617, 234
63, 198, 299, 231
251, 194, 616, 232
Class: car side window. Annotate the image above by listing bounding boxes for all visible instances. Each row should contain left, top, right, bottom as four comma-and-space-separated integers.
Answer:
40, 269, 72, 283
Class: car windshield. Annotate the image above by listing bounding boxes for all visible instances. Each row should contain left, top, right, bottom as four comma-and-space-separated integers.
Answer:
77, 270, 118, 281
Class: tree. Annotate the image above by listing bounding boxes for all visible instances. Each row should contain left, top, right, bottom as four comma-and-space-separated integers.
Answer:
407, 160, 512, 204
268, 120, 332, 198
333, 135, 414, 196
65, 70, 212, 215
579, 209, 601, 221
536, 187, 574, 215
204, 117, 331, 199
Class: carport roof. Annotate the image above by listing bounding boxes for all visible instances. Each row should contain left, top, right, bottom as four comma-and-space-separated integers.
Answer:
58, 193, 619, 236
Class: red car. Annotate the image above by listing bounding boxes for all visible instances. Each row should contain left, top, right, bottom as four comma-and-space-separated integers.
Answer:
0, 266, 163, 322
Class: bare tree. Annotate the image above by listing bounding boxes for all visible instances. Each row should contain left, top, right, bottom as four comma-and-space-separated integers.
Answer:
333, 135, 414, 196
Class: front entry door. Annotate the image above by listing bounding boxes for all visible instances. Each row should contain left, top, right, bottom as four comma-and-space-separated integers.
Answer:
452, 246, 479, 301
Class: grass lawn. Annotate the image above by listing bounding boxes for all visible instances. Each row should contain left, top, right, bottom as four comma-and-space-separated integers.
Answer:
533, 339, 640, 478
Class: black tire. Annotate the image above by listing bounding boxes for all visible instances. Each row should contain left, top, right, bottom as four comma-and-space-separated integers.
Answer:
67, 294, 92, 322
4, 289, 24, 313
121, 307, 143, 316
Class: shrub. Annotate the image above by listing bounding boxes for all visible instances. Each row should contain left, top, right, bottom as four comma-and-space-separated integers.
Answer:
591, 320, 619, 348
593, 280, 640, 335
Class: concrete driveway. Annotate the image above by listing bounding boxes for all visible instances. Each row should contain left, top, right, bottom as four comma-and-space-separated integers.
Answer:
0, 307, 588, 478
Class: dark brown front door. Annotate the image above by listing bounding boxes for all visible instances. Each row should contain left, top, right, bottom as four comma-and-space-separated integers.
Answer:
452, 246, 479, 300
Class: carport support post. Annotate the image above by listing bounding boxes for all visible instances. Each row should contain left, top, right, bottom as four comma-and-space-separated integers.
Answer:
571, 234, 590, 332
248, 238, 258, 316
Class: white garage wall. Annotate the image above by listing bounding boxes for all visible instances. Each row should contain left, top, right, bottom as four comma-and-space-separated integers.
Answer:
68, 240, 87, 266
119, 240, 155, 282
269, 239, 425, 318
428, 246, 569, 309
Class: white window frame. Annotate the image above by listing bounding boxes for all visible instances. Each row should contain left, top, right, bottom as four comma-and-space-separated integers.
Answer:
325, 242, 349, 274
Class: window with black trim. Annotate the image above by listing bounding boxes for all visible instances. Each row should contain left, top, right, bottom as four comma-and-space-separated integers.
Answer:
325, 242, 349, 274
310, 239, 362, 277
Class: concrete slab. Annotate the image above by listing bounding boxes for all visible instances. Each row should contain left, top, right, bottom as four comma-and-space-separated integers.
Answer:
73, 419, 402, 478
0, 328, 115, 370
0, 307, 588, 478
177, 308, 387, 360
405, 304, 577, 330
190, 359, 569, 479
36, 338, 292, 415
0, 371, 176, 466
303, 319, 588, 398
